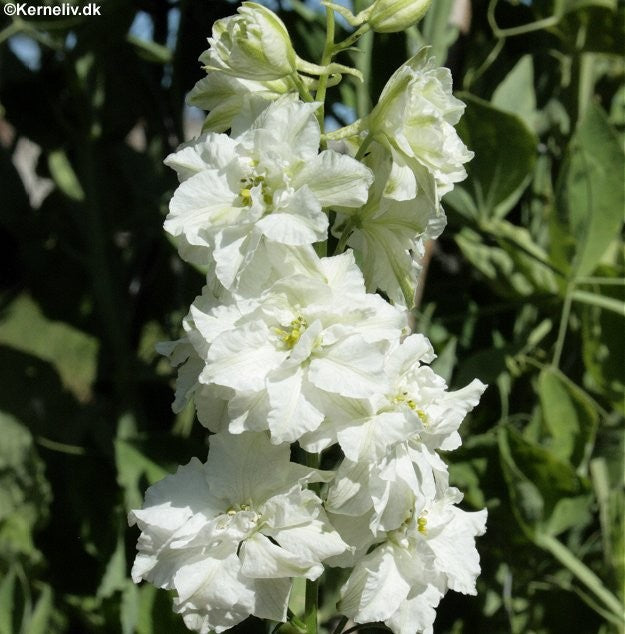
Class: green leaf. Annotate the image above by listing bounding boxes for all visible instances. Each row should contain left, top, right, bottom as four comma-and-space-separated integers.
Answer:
47, 150, 85, 201
126, 35, 172, 64
0, 568, 15, 634
431, 336, 457, 384
498, 424, 591, 536
581, 270, 625, 409
26, 585, 53, 634
97, 528, 127, 599
538, 367, 599, 469
555, 103, 625, 277
0, 294, 98, 402
115, 438, 169, 511
447, 94, 537, 219
572, 290, 625, 317
492, 55, 538, 132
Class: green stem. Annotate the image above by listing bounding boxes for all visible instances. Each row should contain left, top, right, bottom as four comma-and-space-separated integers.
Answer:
487, 0, 560, 38
332, 23, 371, 53
354, 28, 373, 119
354, 133, 374, 160
315, 7, 336, 137
331, 616, 349, 634
534, 532, 625, 623
293, 73, 315, 103
552, 281, 574, 368
334, 217, 356, 255
303, 451, 321, 634
323, 118, 363, 141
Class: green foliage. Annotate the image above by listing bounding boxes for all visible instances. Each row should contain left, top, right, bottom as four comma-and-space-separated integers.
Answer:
0, 0, 623, 633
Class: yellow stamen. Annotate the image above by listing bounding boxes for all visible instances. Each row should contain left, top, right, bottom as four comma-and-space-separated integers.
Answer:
417, 516, 427, 534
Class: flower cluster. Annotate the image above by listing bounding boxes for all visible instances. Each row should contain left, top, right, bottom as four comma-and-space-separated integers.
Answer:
129, 4, 486, 634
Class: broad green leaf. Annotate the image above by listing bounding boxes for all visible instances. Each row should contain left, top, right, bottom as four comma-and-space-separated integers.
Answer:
431, 336, 457, 384
26, 584, 53, 634
498, 425, 591, 536
447, 94, 537, 219
538, 367, 598, 469
0, 568, 15, 634
492, 55, 538, 132
581, 272, 625, 411
47, 150, 85, 201
0, 412, 51, 560
455, 226, 557, 299
115, 438, 169, 510
97, 528, 127, 599
0, 294, 98, 402
555, 103, 625, 277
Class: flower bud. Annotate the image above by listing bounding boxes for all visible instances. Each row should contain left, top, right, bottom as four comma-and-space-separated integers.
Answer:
203, 2, 297, 81
366, 48, 472, 205
366, 0, 432, 32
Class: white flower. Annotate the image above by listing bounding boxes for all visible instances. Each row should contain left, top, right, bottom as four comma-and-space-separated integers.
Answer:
129, 431, 346, 634
203, 2, 297, 80
366, 48, 473, 206
183, 250, 407, 443
300, 334, 486, 460
338, 486, 487, 634
164, 98, 373, 288
334, 145, 446, 307
188, 71, 294, 133
326, 443, 450, 535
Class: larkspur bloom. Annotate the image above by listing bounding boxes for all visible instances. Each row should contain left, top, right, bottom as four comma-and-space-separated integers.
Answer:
334, 145, 447, 306
164, 98, 373, 288
165, 249, 408, 443
338, 485, 487, 634
188, 71, 294, 133
203, 2, 297, 80
129, 431, 346, 633
365, 47, 473, 206
300, 333, 486, 461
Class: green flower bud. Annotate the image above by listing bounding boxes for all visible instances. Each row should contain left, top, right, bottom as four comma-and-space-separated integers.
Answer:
366, 0, 432, 33
203, 2, 297, 81
324, 0, 431, 33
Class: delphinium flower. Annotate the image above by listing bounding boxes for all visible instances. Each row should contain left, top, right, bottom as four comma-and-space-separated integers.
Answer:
164, 98, 372, 288
333, 144, 447, 307
365, 47, 474, 206
164, 248, 409, 443
337, 484, 487, 634
129, 431, 346, 633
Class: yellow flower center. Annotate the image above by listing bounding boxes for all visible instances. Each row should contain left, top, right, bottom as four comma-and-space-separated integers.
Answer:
417, 515, 428, 534
239, 174, 273, 207
274, 316, 307, 349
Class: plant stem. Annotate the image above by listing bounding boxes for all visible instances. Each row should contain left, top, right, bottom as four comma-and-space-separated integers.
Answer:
534, 532, 625, 624
354, 133, 374, 160
331, 616, 349, 634
552, 281, 574, 368
334, 217, 356, 255
332, 23, 371, 53
303, 450, 321, 634
315, 6, 336, 137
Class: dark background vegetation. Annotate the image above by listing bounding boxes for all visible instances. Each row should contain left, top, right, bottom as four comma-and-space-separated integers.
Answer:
0, 0, 623, 632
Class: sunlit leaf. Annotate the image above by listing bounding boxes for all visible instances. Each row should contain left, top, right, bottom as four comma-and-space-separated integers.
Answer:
555, 103, 625, 277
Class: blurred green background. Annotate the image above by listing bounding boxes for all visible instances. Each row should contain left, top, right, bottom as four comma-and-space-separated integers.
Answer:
0, 0, 623, 632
